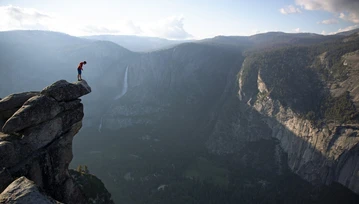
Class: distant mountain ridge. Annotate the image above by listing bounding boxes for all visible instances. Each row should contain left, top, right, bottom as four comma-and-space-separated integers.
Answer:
335, 28, 359, 36
201, 32, 342, 50
82, 35, 191, 52
80, 29, 358, 52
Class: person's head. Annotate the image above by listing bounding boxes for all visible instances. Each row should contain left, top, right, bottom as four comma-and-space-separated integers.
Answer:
83, 61, 87, 64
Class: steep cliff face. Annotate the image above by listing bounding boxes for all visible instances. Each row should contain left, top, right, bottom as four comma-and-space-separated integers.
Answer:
252, 94, 359, 192
96, 43, 243, 131
237, 42, 359, 193
0, 80, 113, 203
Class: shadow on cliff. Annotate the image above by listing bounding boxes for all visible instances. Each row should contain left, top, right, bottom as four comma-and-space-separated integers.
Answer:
205, 52, 359, 197
235, 44, 359, 195
247, 103, 359, 195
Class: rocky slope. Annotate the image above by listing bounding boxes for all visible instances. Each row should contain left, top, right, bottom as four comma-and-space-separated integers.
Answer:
0, 80, 114, 203
0, 177, 62, 204
236, 33, 359, 193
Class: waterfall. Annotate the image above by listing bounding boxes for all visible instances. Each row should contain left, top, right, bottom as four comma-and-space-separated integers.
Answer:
99, 66, 129, 133
114, 66, 129, 100
98, 117, 103, 133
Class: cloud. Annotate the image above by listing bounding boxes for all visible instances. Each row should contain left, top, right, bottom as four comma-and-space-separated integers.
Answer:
296, 0, 359, 23
318, 18, 339, 24
80, 16, 192, 39
0, 5, 51, 30
82, 25, 120, 34
279, 5, 302, 14
293, 28, 301, 32
125, 20, 142, 34
329, 24, 359, 35
0, 5, 83, 35
0, 5, 192, 39
252, 29, 263, 35
147, 16, 192, 39
339, 12, 359, 23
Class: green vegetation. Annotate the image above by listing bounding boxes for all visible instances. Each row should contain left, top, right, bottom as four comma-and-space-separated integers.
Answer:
70, 168, 114, 204
72, 125, 359, 204
185, 157, 229, 186
309, 39, 359, 82
240, 36, 359, 125
240, 54, 262, 101
76, 165, 89, 174
322, 91, 357, 123
241, 46, 323, 113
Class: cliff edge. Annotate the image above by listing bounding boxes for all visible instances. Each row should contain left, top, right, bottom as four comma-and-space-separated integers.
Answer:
0, 80, 113, 203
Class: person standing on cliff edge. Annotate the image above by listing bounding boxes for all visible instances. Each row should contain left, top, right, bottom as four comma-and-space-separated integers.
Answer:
77, 61, 87, 81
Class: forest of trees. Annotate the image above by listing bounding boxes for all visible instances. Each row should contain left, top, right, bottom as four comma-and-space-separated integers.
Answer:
241, 36, 359, 125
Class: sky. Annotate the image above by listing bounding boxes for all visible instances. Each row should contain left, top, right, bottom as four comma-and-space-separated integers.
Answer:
0, 0, 358, 39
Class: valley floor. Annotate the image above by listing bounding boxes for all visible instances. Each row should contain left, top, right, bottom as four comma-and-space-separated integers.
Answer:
71, 126, 359, 204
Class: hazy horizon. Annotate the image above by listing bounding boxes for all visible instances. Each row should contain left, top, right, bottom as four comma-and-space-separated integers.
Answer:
1, 0, 359, 40
0, 27, 355, 41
